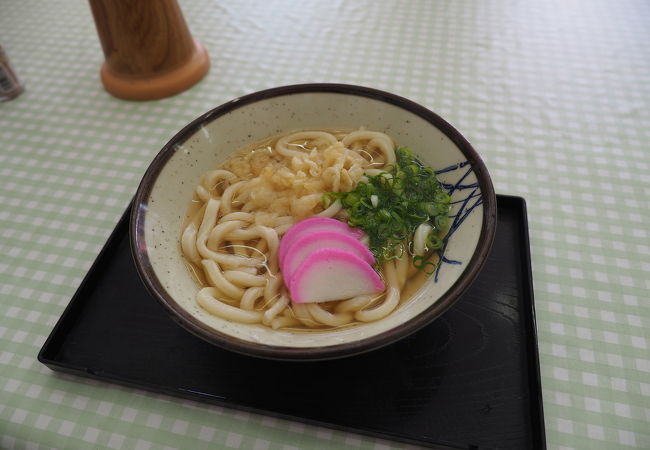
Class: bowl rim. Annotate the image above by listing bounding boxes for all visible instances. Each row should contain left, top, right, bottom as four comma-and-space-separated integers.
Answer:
130, 83, 497, 361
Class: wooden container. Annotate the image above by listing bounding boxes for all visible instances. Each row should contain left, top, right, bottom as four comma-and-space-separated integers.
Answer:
88, 0, 210, 101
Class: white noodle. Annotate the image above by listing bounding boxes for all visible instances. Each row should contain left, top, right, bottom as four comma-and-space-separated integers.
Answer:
276, 131, 338, 159
306, 304, 354, 327
342, 130, 396, 165
181, 222, 200, 263
198, 288, 262, 323
240, 287, 264, 310
291, 302, 318, 328
181, 129, 434, 330
395, 251, 409, 289
195, 185, 211, 202
316, 199, 342, 217
263, 294, 289, 326
201, 169, 237, 193
271, 315, 300, 330
223, 270, 266, 287
354, 261, 401, 322
201, 259, 244, 299
413, 222, 432, 257
334, 294, 379, 313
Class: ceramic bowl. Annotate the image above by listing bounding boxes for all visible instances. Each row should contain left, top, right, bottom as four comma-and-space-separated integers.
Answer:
130, 84, 496, 360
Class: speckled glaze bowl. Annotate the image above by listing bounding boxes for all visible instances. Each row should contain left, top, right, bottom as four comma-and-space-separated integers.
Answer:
130, 84, 496, 360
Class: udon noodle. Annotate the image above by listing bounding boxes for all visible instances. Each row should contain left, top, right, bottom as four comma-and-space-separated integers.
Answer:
181, 130, 434, 330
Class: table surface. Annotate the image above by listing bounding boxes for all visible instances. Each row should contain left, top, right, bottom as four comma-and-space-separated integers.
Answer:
1, 0, 648, 449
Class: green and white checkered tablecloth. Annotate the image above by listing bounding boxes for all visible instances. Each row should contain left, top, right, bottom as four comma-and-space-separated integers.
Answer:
1, 0, 649, 448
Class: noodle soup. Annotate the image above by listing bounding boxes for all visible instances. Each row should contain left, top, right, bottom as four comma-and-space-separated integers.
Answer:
132, 85, 496, 359
181, 129, 448, 331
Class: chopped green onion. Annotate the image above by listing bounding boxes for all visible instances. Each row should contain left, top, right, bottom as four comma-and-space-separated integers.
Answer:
324, 146, 451, 268
434, 214, 449, 230
413, 255, 437, 275
434, 192, 451, 203
426, 233, 443, 250
322, 194, 333, 208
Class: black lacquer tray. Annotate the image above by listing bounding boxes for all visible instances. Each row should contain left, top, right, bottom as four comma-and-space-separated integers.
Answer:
38, 195, 545, 449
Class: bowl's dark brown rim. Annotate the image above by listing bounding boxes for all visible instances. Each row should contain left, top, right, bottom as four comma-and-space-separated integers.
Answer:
130, 83, 497, 361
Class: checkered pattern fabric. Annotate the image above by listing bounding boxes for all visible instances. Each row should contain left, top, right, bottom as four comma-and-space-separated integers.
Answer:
1, 0, 648, 448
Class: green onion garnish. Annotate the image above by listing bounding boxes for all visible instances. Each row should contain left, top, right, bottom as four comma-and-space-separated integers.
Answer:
324, 147, 451, 267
